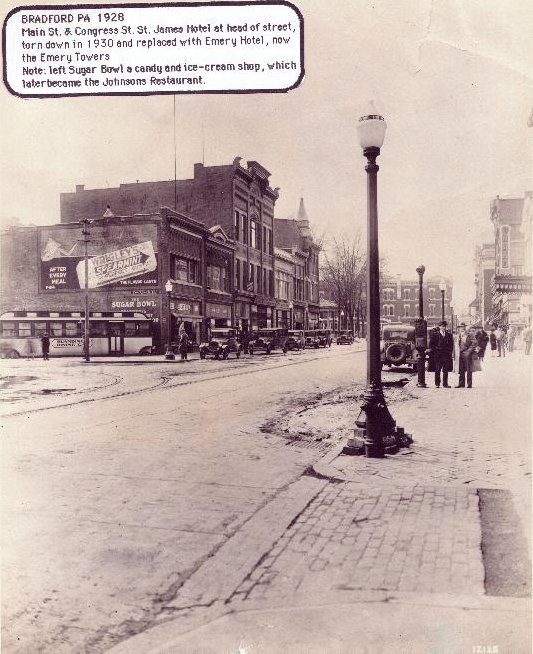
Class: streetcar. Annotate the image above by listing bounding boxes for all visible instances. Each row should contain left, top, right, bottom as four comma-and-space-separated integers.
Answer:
0, 311, 154, 358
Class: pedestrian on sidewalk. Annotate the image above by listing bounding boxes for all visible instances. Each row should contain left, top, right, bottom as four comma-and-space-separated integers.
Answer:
429, 320, 453, 387
495, 326, 506, 357
524, 324, 532, 355
489, 326, 497, 357
475, 326, 489, 361
454, 323, 478, 388
41, 332, 50, 360
178, 331, 189, 361
507, 326, 516, 353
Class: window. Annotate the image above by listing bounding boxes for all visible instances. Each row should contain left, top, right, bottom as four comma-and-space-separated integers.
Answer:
429, 288, 435, 298
403, 288, 410, 299
34, 322, 48, 336
125, 322, 137, 337
138, 322, 150, 336
429, 304, 435, 316
235, 259, 241, 290
512, 266, 524, 275
403, 305, 410, 317
19, 322, 32, 337
263, 226, 267, 253
172, 256, 199, 284
268, 228, 273, 255
65, 322, 79, 337
1, 321, 16, 336
207, 265, 229, 292
248, 263, 254, 290
256, 266, 261, 292
50, 322, 63, 336
250, 220, 257, 249
90, 322, 107, 337
269, 270, 275, 297
234, 210, 240, 241
242, 215, 248, 245
263, 269, 267, 295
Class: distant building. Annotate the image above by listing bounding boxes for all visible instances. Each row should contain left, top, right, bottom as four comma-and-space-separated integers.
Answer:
319, 297, 339, 332
0, 208, 234, 352
489, 194, 532, 329
60, 158, 278, 330
275, 198, 321, 329
380, 275, 453, 330
473, 243, 496, 326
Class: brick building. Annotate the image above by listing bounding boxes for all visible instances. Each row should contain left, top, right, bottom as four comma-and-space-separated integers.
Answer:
0, 208, 234, 353
380, 275, 453, 330
60, 158, 278, 330
274, 199, 321, 329
489, 194, 532, 329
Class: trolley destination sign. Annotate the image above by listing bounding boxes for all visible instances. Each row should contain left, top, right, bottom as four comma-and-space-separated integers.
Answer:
77, 241, 157, 288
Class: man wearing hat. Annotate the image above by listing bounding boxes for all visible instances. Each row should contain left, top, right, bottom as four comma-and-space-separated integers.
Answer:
429, 320, 454, 387
454, 322, 476, 388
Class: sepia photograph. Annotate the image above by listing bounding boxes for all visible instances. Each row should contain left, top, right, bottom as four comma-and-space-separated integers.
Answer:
1, 1, 531, 652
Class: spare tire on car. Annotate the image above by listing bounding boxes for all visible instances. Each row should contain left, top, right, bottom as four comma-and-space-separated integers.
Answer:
385, 342, 406, 365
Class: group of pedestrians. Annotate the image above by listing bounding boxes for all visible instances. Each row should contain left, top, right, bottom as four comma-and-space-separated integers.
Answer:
427, 321, 484, 389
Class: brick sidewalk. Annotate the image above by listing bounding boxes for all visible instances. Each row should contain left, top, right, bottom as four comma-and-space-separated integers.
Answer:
230, 483, 484, 604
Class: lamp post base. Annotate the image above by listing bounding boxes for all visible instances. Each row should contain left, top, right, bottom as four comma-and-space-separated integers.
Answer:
342, 385, 413, 457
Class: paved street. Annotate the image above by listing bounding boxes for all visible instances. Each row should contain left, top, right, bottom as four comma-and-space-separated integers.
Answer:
1, 344, 365, 653
2, 346, 531, 653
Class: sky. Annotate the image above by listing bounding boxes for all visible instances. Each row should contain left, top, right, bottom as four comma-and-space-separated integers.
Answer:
1, 0, 532, 313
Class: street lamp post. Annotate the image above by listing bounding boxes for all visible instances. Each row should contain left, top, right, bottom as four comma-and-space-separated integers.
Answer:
439, 282, 446, 323
288, 301, 293, 330
81, 218, 91, 362
347, 103, 397, 458
415, 265, 427, 387
340, 309, 345, 331
164, 279, 175, 360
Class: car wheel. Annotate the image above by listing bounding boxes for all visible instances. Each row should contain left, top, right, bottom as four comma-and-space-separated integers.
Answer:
266, 346, 271, 355
236, 350, 241, 359
222, 349, 229, 360
200, 351, 206, 359
4, 349, 20, 359
249, 348, 254, 356
283, 347, 287, 354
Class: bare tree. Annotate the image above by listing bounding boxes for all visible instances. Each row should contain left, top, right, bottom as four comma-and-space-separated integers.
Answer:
321, 232, 366, 334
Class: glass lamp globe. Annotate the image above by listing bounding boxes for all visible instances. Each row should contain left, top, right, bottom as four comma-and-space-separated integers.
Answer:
439, 282, 447, 293
165, 279, 173, 293
357, 101, 387, 150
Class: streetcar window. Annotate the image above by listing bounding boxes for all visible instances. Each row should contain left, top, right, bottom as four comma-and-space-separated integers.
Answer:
124, 322, 137, 337
137, 322, 150, 336
50, 322, 63, 336
90, 322, 107, 337
65, 322, 79, 337
34, 322, 48, 336
19, 322, 32, 337
1, 321, 16, 336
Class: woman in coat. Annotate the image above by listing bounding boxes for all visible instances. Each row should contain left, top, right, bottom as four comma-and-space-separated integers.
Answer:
178, 331, 189, 361
489, 327, 497, 356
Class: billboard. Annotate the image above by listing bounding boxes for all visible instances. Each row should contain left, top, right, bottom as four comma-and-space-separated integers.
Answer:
40, 224, 158, 291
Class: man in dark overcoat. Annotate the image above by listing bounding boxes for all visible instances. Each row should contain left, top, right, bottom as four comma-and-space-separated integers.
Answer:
429, 320, 454, 388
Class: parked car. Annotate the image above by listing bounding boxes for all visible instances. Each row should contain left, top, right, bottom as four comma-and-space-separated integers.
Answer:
304, 330, 320, 348
199, 328, 241, 360
317, 329, 332, 347
287, 330, 306, 351
249, 328, 289, 355
336, 331, 354, 345
381, 323, 417, 370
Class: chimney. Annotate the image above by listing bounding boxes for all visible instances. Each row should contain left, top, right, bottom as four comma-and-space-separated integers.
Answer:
76, 185, 85, 192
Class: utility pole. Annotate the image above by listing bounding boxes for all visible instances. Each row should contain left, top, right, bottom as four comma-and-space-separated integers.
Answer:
81, 218, 91, 362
